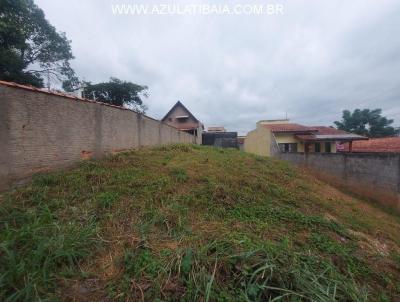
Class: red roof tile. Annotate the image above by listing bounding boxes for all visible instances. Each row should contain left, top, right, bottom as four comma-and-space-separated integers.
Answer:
262, 123, 317, 133
341, 137, 400, 153
294, 126, 366, 141
260, 122, 367, 141
309, 126, 348, 135
295, 133, 367, 141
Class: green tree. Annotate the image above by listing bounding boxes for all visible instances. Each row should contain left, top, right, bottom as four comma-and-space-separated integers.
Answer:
83, 78, 148, 113
334, 109, 399, 138
0, 0, 78, 88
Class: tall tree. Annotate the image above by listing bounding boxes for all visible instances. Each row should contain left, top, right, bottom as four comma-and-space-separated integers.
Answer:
334, 109, 399, 138
0, 0, 79, 88
83, 78, 148, 113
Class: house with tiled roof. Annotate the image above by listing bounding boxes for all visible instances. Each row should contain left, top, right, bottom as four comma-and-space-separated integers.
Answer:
244, 119, 367, 156
162, 101, 204, 143
339, 137, 400, 153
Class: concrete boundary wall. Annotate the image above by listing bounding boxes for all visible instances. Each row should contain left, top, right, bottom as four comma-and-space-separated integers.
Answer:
0, 83, 195, 190
277, 152, 400, 211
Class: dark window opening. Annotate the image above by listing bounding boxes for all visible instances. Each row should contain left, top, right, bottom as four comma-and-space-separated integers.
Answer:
280, 143, 288, 152
279, 143, 297, 153
325, 142, 331, 153
176, 116, 189, 122
315, 142, 321, 153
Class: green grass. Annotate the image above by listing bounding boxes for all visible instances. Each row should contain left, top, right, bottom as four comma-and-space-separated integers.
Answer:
0, 144, 399, 301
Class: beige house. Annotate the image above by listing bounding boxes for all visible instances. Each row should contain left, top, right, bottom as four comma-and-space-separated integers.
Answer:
244, 119, 367, 156
162, 101, 203, 143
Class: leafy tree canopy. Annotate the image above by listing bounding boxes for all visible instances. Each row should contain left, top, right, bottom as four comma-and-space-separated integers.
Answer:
334, 108, 399, 138
83, 78, 148, 113
0, 0, 79, 88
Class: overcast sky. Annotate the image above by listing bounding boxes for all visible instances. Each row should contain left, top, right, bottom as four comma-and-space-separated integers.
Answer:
36, 0, 400, 134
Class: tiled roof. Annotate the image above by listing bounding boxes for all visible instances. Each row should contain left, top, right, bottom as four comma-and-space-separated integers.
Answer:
296, 133, 367, 141
341, 137, 400, 153
262, 123, 367, 141
309, 126, 348, 135
295, 126, 367, 141
262, 123, 317, 133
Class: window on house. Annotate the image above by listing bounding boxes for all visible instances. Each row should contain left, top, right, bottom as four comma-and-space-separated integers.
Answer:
176, 115, 189, 122
315, 142, 321, 152
325, 142, 331, 153
278, 143, 297, 153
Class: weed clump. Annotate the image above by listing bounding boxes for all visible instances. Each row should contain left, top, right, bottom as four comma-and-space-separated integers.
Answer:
96, 192, 120, 209
170, 167, 189, 183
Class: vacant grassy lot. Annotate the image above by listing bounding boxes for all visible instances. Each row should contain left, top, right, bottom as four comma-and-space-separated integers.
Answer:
1, 144, 399, 301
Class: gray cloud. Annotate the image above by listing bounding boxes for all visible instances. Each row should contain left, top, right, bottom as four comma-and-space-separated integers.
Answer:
36, 0, 400, 134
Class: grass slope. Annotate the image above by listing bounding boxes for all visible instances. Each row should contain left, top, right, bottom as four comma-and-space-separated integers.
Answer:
1, 144, 400, 301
